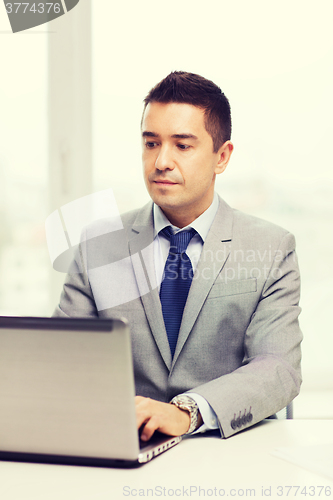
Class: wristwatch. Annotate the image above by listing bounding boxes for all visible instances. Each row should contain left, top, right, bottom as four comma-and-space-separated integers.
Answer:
171, 395, 199, 434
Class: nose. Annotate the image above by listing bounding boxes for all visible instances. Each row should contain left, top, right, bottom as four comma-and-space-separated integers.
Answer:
155, 145, 175, 171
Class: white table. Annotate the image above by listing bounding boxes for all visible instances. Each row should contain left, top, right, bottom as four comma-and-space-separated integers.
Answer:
0, 420, 332, 500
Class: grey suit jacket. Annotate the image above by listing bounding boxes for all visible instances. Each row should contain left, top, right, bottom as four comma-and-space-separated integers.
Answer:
53, 196, 302, 438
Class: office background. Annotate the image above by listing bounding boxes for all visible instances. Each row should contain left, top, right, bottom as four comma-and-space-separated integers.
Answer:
0, 0, 332, 417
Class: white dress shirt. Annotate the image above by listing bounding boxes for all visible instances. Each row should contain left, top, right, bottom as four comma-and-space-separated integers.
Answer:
153, 194, 220, 433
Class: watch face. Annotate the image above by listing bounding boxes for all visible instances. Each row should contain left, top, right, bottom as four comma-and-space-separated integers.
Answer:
173, 395, 197, 408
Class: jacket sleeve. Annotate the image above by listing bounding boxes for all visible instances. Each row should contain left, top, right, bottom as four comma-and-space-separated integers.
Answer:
189, 232, 302, 438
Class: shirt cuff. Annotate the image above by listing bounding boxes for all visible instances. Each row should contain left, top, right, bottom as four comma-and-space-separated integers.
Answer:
185, 392, 219, 434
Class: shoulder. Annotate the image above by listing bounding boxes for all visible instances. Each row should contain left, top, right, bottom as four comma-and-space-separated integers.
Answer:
83, 201, 153, 239
235, 209, 295, 253
120, 201, 153, 228
217, 197, 295, 250
233, 208, 289, 237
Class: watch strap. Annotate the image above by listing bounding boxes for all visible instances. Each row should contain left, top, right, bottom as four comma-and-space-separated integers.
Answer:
171, 394, 199, 434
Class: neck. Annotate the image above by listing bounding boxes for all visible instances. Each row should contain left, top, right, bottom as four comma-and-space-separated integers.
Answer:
160, 199, 214, 228
162, 212, 195, 228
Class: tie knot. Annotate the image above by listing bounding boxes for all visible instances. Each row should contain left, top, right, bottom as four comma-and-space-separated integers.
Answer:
160, 226, 196, 254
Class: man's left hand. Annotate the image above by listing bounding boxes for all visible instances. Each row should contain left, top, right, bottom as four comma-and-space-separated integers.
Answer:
135, 396, 191, 441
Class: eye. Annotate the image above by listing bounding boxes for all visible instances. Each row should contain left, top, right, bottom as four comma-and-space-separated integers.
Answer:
177, 144, 190, 150
145, 141, 158, 149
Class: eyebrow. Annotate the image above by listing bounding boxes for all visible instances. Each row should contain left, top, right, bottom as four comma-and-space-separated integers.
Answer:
142, 131, 198, 141
172, 134, 198, 141
142, 131, 159, 138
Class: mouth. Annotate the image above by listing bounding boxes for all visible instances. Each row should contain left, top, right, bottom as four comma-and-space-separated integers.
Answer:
153, 179, 177, 186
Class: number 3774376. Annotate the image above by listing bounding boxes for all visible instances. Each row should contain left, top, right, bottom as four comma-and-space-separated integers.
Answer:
5, 3, 61, 14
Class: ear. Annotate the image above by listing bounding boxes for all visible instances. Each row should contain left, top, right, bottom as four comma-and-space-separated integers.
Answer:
214, 141, 233, 175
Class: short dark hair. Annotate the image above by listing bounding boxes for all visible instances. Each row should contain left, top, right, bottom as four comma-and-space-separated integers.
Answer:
143, 71, 231, 153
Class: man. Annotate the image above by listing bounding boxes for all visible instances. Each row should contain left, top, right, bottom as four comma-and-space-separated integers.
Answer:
54, 71, 302, 440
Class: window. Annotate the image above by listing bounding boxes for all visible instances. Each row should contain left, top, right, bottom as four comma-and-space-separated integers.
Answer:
0, 24, 48, 315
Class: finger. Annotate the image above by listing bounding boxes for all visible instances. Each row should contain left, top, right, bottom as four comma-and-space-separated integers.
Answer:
136, 408, 149, 430
135, 398, 152, 429
140, 416, 160, 441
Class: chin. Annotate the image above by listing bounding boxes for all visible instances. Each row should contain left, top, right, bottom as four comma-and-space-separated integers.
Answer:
152, 198, 173, 210
150, 191, 174, 207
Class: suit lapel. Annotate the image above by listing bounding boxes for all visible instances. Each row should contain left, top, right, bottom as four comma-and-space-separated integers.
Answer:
172, 197, 233, 367
128, 203, 172, 370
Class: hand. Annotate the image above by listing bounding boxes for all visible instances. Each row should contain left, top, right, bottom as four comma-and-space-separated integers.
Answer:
135, 396, 191, 441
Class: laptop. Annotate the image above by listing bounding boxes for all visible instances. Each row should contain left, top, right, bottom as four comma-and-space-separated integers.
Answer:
0, 316, 181, 467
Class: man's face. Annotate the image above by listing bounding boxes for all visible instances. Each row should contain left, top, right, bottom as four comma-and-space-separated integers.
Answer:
141, 102, 232, 227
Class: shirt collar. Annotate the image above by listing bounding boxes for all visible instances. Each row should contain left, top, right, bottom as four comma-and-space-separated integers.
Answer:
153, 193, 219, 243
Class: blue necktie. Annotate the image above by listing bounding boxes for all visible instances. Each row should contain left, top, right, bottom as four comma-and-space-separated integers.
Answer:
159, 226, 196, 357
